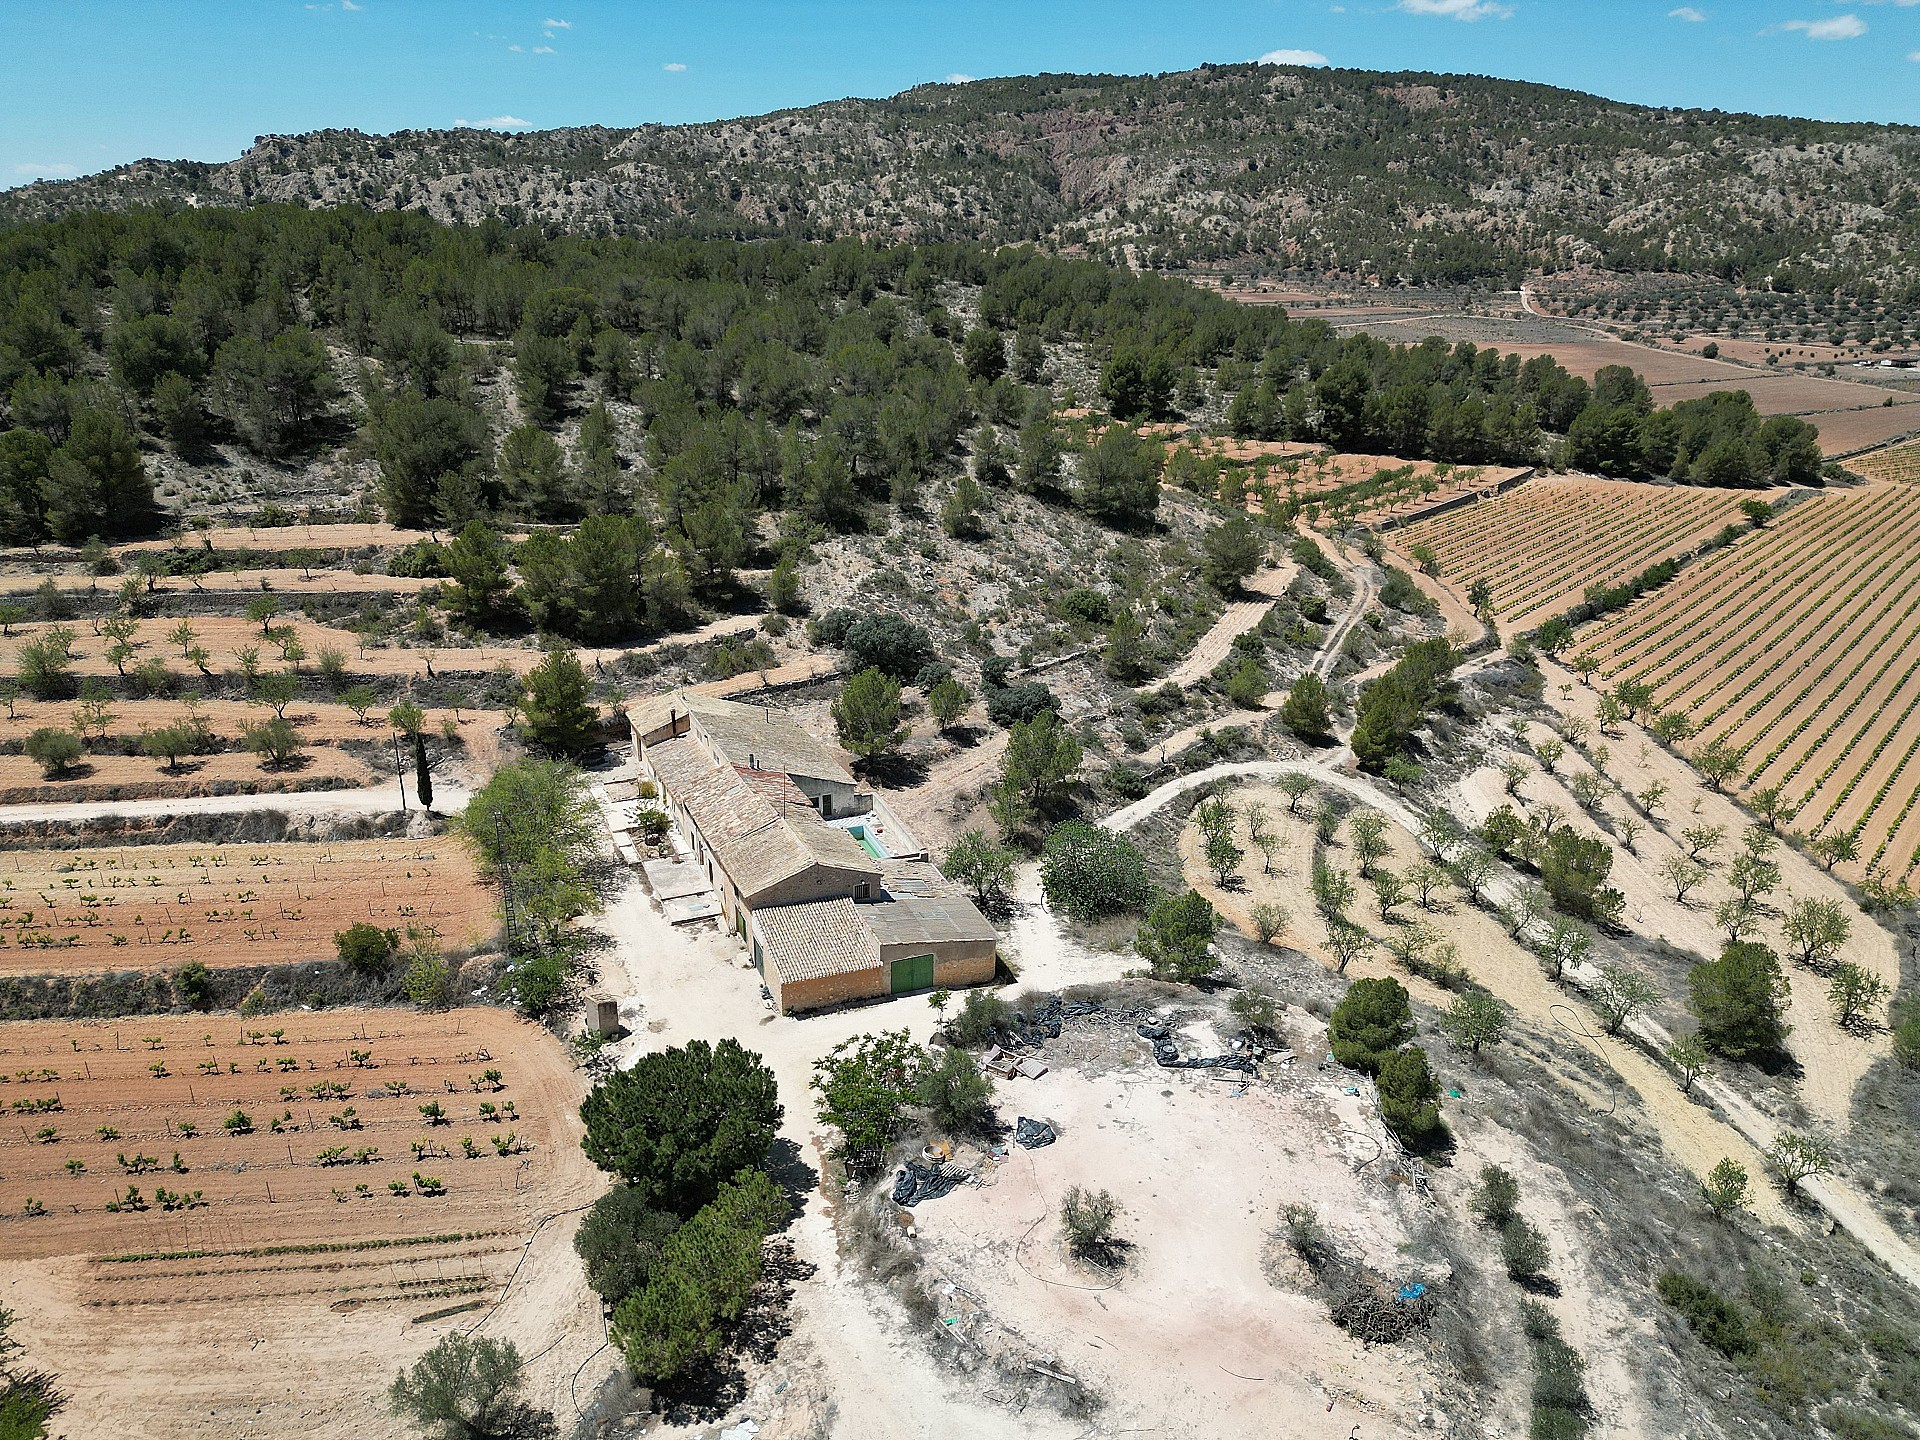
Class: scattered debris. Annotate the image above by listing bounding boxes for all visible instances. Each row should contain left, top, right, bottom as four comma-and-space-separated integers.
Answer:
892, 1159, 969, 1207
1136, 1022, 1258, 1074
1014, 1117, 1057, 1150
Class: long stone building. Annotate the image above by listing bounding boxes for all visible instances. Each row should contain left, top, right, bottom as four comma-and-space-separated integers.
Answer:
630, 692, 999, 1013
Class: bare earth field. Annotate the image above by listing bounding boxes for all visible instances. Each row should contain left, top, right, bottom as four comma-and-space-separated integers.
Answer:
0, 1006, 601, 1440
1390, 477, 1745, 628
904, 1063, 1436, 1440
0, 837, 494, 974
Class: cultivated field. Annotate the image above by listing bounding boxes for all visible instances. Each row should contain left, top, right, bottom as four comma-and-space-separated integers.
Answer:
0, 1007, 602, 1440
0, 838, 494, 975
1390, 478, 1745, 628
1583, 482, 1920, 881
0, 1007, 580, 1278
1852, 441, 1920, 485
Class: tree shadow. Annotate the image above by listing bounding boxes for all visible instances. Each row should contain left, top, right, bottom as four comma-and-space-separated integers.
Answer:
861, 751, 929, 789
763, 1135, 819, 1211
654, 1237, 815, 1425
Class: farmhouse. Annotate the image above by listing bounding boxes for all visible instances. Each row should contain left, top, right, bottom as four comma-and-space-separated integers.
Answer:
630, 692, 999, 1012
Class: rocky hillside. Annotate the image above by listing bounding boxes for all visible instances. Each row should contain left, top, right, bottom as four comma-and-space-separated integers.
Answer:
5, 64, 1919, 294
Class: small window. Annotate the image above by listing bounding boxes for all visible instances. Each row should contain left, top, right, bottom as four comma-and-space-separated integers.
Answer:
856, 882, 870, 900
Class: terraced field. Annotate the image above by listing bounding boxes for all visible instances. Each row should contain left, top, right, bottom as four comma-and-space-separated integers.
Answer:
1854, 442, 1920, 485
1584, 483, 1920, 881
1390, 478, 1745, 628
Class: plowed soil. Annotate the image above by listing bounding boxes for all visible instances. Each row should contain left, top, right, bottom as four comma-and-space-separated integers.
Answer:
0, 837, 494, 975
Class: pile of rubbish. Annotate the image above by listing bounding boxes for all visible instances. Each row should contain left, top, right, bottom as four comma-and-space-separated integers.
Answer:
1013, 1117, 1056, 1149
1002, 994, 1117, 1045
892, 1159, 969, 1207
1135, 1021, 1259, 1074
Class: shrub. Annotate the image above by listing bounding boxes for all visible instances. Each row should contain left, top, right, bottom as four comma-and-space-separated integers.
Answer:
574, 1186, 683, 1306
916, 1046, 995, 1135
24, 726, 82, 778
173, 959, 215, 1011
985, 680, 1057, 728
1134, 888, 1220, 983
1688, 941, 1792, 1060
1501, 1216, 1551, 1283
1376, 1045, 1444, 1147
1656, 1271, 1753, 1359
842, 613, 933, 680
503, 950, 575, 1020
1040, 822, 1153, 922
1473, 1165, 1521, 1228
387, 1333, 552, 1440
1060, 1185, 1121, 1263
948, 990, 1013, 1045
334, 923, 400, 977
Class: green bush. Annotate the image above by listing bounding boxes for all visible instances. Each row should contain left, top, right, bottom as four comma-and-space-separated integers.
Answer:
574, 1186, 682, 1306
334, 923, 400, 977
1040, 822, 1153, 922
948, 990, 1013, 1045
1656, 1271, 1753, 1359
1327, 976, 1413, 1074
916, 1046, 995, 1135
1473, 1165, 1520, 1228
1501, 1217, 1551, 1283
1376, 1045, 1444, 1147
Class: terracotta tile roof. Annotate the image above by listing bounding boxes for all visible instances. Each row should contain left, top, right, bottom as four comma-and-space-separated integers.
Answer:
629, 691, 853, 785
756, 897, 879, 983
648, 736, 876, 901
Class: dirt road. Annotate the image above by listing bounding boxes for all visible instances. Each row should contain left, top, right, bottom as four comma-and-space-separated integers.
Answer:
0, 780, 471, 826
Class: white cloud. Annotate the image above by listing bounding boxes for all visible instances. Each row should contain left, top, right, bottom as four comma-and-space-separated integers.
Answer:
341, 0, 362, 9
455, 116, 532, 130
508, 43, 524, 52
1396, 0, 1513, 19
532, 44, 554, 53
543, 17, 571, 28
1782, 14, 1868, 38
662, 61, 687, 72
945, 72, 977, 83
1668, 6, 1706, 21
1258, 47, 1331, 65
1910, 49, 1920, 60
12, 162, 77, 178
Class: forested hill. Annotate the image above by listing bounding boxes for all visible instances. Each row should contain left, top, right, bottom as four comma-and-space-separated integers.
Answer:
5, 64, 1920, 295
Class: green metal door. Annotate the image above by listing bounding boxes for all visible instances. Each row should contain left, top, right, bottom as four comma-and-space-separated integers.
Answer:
889, 953, 936, 994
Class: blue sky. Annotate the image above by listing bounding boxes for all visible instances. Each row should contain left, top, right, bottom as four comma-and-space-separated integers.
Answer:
5, 1, 1920, 189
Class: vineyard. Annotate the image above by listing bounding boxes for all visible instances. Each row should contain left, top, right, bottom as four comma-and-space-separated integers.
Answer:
0, 1008, 586, 1308
1390, 478, 1745, 628
1583, 483, 1920, 882
0, 839, 494, 975
1854, 442, 1920, 486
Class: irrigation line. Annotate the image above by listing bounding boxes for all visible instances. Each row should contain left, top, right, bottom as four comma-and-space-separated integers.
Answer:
459, 1202, 595, 1337
1010, 1154, 1121, 1293
1547, 1002, 1620, 1117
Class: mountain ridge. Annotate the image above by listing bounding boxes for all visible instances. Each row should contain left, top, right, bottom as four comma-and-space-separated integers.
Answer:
5, 63, 1919, 293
